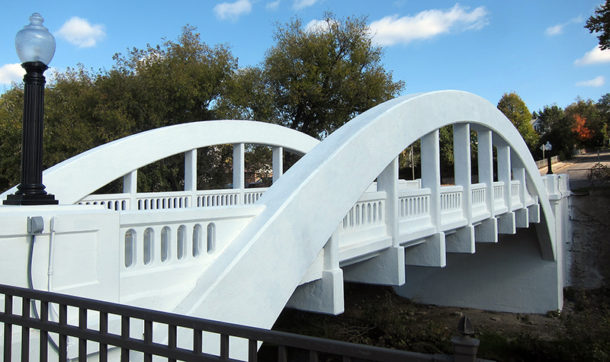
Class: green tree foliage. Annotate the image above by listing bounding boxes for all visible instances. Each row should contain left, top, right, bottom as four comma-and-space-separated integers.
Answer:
226, 14, 405, 138
535, 105, 574, 160
0, 88, 23, 191
110, 26, 237, 131
0, 26, 239, 193
497, 92, 539, 152
0, 19, 406, 193
586, 0, 610, 50
596, 93, 610, 143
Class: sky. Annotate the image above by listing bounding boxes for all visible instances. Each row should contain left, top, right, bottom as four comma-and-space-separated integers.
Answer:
1, 0, 609, 114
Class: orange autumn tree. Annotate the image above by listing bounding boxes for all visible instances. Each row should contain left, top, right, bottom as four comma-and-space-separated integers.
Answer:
572, 114, 593, 144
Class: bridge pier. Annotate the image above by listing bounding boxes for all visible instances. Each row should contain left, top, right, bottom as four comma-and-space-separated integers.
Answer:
446, 225, 475, 254
474, 218, 498, 243
287, 233, 345, 315
515, 208, 529, 228
343, 246, 405, 286
404, 232, 446, 267
497, 212, 516, 234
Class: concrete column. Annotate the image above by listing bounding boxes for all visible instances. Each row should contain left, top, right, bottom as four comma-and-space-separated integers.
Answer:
475, 129, 497, 242
421, 130, 441, 228
496, 140, 516, 234
406, 131, 446, 267
448, 123, 475, 254
123, 170, 137, 210
185, 149, 197, 208
378, 157, 399, 246
477, 129, 494, 214
272, 146, 283, 183
496, 141, 512, 210
453, 123, 472, 221
233, 143, 245, 204
184, 149, 197, 192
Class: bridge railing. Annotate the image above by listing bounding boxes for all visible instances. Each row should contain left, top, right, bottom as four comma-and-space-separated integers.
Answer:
79, 188, 270, 211
493, 181, 508, 214
79, 180, 530, 227
0, 283, 456, 362
510, 180, 522, 210
470, 183, 488, 221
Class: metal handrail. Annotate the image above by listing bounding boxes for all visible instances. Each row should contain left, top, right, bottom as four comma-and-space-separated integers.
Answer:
1, 283, 452, 362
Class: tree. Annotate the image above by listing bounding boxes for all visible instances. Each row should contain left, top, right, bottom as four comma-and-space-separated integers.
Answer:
565, 98, 606, 150
497, 92, 539, 152
572, 114, 593, 143
596, 93, 610, 145
0, 88, 23, 191
586, 0, 610, 50
535, 105, 574, 160
0, 26, 240, 193
230, 14, 404, 138
110, 26, 238, 132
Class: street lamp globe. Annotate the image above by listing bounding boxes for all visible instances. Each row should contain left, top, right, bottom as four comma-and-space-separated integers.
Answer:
15, 13, 55, 66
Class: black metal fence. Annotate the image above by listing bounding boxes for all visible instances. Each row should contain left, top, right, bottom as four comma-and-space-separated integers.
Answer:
1, 283, 463, 361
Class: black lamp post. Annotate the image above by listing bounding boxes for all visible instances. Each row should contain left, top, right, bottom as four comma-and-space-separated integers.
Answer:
544, 141, 553, 175
4, 13, 58, 205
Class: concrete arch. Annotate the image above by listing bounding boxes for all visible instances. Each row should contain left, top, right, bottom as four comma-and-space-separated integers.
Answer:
174, 90, 556, 330
0, 120, 319, 204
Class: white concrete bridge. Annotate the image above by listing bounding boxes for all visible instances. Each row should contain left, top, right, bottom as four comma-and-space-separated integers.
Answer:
0, 90, 571, 360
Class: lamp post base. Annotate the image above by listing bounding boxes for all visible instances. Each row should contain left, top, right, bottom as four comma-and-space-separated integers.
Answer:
3, 193, 58, 205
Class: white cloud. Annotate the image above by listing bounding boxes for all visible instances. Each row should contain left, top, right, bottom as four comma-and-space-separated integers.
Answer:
369, 4, 489, 46
575, 45, 610, 66
576, 76, 605, 87
214, 0, 252, 21
266, 0, 280, 10
56, 17, 105, 48
0, 63, 25, 85
293, 0, 318, 10
545, 16, 583, 36
545, 25, 563, 36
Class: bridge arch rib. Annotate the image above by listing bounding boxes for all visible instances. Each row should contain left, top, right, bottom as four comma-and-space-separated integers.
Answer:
174, 90, 557, 331
0, 120, 319, 204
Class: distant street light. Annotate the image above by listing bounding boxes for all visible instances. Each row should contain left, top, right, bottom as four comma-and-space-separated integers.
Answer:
4, 13, 58, 205
544, 142, 553, 175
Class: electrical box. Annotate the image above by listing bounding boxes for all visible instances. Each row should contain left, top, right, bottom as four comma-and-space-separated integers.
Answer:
27, 216, 44, 234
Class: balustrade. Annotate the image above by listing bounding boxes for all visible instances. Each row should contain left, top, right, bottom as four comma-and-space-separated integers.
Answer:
493, 181, 507, 213
471, 183, 486, 206
440, 186, 463, 212
244, 189, 266, 204
79, 188, 270, 211
398, 189, 430, 219
511, 180, 522, 209
340, 192, 386, 231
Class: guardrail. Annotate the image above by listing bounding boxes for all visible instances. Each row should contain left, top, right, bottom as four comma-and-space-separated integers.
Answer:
0, 283, 473, 362
79, 188, 270, 211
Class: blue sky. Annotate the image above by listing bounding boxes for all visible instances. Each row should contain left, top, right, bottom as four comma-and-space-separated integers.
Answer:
1, 0, 609, 114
